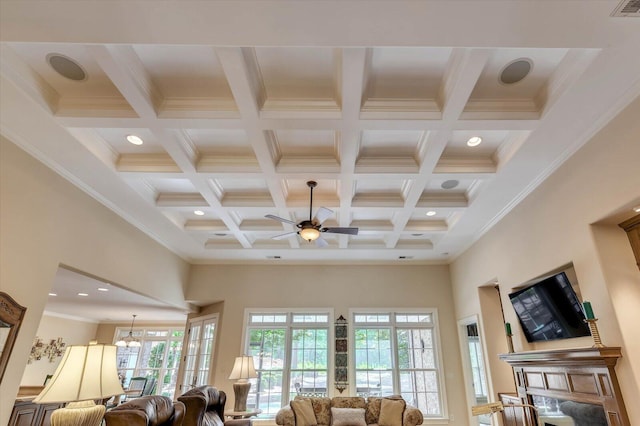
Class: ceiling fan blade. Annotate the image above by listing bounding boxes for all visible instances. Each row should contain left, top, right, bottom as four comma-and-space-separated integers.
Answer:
314, 207, 333, 225
272, 231, 298, 240
315, 236, 329, 247
322, 227, 359, 235
265, 214, 297, 225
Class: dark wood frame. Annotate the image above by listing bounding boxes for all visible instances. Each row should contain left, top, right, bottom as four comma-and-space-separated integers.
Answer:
500, 347, 630, 426
0, 291, 27, 383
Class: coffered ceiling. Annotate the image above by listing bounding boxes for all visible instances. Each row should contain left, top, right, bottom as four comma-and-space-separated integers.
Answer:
2, 1, 639, 264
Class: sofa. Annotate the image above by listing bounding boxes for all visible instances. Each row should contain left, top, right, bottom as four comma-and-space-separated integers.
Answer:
178, 385, 252, 426
276, 396, 423, 426
104, 395, 185, 426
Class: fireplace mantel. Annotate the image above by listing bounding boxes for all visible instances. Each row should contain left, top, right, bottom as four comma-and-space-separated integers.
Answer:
500, 347, 629, 426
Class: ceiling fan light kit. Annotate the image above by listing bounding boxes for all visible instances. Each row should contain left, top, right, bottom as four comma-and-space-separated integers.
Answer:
265, 181, 359, 246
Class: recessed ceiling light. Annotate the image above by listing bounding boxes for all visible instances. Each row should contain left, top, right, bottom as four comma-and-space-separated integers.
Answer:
634, 206, 640, 213
426, 211, 437, 217
97, 287, 109, 292
441, 180, 459, 190
194, 210, 205, 216
126, 135, 144, 145
48, 293, 57, 297
467, 136, 482, 147
78, 292, 89, 297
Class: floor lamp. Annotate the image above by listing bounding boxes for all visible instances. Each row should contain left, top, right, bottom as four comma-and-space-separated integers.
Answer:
228, 355, 258, 412
34, 342, 124, 426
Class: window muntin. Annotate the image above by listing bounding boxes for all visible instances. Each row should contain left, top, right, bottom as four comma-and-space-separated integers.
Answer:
353, 311, 444, 418
244, 311, 330, 416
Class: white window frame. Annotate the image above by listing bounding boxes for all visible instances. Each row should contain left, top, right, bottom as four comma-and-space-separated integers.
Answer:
350, 308, 448, 420
241, 308, 334, 415
113, 326, 185, 399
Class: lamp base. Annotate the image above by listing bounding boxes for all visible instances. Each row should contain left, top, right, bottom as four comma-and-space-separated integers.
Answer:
51, 400, 105, 426
233, 381, 252, 412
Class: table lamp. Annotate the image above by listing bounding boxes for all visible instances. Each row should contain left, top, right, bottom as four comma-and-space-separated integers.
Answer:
33, 342, 124, 426
228, 355, 258, 412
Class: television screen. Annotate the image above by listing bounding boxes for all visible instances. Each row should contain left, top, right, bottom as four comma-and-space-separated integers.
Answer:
509, 272, 590, 342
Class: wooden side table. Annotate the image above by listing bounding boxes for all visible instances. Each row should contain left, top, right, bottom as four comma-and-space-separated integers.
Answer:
225, 409, 262, 419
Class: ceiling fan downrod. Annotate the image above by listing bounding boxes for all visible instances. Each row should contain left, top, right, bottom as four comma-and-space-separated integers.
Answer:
307, 180, 317, 222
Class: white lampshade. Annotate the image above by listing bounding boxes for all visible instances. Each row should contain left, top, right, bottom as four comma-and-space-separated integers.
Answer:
34, 343, 124, 403
228, 355, 257, 381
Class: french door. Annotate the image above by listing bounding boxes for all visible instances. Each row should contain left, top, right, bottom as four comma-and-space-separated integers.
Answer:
179, 314, 218, 393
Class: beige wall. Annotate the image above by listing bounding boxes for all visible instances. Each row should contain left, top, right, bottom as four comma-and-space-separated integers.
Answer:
187, 264, 468, 424
20, 314, 99, 386
0, 137, 191, 425
450, 95, 640, 423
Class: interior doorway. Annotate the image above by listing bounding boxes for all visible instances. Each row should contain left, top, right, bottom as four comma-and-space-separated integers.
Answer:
458, 315, 492, 426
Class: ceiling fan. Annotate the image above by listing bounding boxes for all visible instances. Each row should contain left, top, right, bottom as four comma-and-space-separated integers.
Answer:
265, 181, 359, 247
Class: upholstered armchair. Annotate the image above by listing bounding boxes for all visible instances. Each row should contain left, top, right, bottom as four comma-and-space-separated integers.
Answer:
104, 395, 185, 426
178, 386, 252, 426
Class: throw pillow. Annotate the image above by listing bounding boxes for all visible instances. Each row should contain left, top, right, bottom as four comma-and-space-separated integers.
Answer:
378, 398, 406, 426
292, 399, 318, 426
331, 407, 367, 426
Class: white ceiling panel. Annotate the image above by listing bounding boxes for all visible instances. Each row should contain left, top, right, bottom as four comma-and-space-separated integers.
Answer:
2, 0, 639, 266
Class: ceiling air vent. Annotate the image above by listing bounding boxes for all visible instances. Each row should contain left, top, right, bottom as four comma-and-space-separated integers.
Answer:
611, 0, 640, 17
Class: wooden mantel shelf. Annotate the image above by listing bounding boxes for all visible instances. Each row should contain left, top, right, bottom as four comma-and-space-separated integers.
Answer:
499, 346, 622, 367
499, 346, 629, 426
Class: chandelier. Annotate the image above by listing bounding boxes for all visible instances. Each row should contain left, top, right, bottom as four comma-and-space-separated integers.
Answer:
115, 314, 141, 348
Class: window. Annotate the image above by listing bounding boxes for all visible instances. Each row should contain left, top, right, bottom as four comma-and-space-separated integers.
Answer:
353, 311, 445, 418
114, 327, 184, 398
244, 311, 330, 416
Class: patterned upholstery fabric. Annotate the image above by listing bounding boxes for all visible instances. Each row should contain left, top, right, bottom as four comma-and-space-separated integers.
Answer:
331, 397, 366, 409
276, 396, 423, 426
294, 396, 332, 426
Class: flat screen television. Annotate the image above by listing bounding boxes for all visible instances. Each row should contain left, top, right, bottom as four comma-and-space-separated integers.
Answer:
509, 272, 590, 342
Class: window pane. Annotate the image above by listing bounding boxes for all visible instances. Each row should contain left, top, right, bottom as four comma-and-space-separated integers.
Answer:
397, 329, 435, 369
292, 314, 329, 323
400, 370, 441, 415
248, 328, 286, 414
290, 328, 328, 398
251, 314, 287, 324
354, 314, 390, 323
396, 314, 432, 323
146, 330, 169, 337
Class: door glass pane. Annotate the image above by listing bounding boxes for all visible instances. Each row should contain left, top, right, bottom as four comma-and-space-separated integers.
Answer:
181, 323, 201, 391
197, 320, 216, 386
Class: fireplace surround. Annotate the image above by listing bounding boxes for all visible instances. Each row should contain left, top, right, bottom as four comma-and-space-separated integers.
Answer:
499, 347, 629, 426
